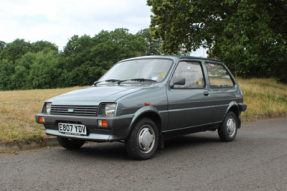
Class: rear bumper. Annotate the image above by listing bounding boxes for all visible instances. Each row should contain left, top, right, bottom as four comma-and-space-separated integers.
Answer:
35, 113, 133, 141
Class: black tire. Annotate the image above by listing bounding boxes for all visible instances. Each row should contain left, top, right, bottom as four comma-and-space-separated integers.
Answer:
57, 137, 85, 150
218, 111, 238, 142
125, 118, 159, 160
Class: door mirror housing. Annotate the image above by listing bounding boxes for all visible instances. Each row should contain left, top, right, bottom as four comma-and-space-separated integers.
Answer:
170, 78, 185, 88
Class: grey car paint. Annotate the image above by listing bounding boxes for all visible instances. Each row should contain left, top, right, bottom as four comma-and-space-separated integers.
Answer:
35, 56, 246, 143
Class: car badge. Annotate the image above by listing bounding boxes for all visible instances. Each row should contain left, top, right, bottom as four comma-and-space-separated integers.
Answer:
68, 109, 74, 112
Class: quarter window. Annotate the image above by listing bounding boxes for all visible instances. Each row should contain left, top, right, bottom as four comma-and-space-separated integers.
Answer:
205, 63, 234, 88
172, 62, 205, 89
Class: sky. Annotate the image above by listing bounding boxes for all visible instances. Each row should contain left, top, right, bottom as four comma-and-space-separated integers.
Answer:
0, 0, 205, 57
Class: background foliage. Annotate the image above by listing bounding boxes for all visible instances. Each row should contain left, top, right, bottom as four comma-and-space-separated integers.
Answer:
0, 28, 162, 90
147, 0, 287, 82
1, 0, 287, 91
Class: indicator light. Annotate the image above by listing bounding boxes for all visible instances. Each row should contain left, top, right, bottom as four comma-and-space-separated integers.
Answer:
98, 120, 108, 127
39, 116, 45, 123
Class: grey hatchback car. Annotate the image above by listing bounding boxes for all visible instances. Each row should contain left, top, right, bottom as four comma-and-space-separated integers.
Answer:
35, 56, 247, 160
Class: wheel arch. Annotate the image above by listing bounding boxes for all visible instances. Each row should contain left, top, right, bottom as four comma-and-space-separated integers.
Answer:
223, 101, 241, 128
127, 106, 162, 137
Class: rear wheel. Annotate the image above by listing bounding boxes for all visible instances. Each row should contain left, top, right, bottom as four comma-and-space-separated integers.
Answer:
125, 118, 159, 160
57, 137, 85, 149
218, 112, 238, 142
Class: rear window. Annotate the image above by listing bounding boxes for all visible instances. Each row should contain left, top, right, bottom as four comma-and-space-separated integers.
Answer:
205, 63, 234, 88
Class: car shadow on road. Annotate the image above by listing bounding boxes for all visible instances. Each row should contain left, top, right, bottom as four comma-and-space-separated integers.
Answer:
59, 142, 129, 161
57, 132, 221, 161
163, 133, 220, 150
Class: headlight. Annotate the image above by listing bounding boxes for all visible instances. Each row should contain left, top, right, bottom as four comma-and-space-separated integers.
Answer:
105, 103, 116, 117
46, 102, 52, 114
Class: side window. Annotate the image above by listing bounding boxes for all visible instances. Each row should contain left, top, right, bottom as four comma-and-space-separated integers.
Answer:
205, 63, 234, 88
172, 61, 205, 89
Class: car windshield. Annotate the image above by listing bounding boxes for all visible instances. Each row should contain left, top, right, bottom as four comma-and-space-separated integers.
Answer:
99, 59, 173, 83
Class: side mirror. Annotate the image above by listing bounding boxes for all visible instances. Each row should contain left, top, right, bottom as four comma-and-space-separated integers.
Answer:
170, 78, 185, 88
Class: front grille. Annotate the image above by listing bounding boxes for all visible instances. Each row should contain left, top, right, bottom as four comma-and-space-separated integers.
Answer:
51, 105, 98, 116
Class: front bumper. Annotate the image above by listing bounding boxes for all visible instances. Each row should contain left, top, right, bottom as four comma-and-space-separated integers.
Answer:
35, 114, 133, 141
238, 103, 247, 112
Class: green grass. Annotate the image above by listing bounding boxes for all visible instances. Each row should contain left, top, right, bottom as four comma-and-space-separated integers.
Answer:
0, 78, 286, 143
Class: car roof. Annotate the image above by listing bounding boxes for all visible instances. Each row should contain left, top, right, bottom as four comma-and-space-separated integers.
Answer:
119, 55, 223, 63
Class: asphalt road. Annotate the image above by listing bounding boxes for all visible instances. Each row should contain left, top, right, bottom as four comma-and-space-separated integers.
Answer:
1, 118, 286, 191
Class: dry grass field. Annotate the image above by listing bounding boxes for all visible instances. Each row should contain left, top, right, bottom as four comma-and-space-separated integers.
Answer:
0, 78, 286, 142
237, 78, 287, 117
0, 86, 84, 143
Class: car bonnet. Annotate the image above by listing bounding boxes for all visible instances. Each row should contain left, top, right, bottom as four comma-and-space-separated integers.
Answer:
45, 86, 144, 106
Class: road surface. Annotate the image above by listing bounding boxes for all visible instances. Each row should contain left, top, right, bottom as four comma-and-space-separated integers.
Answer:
1, 118, 286, 190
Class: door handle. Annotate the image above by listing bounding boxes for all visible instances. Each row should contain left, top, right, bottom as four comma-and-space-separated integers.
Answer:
203, 91, 209, 96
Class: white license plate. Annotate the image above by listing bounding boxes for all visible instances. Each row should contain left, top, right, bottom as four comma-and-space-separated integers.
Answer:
58, 123, 87, 135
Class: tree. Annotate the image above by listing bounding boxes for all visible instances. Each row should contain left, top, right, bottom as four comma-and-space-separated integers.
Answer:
136, 28, 163, 55
91, 28, 146, 68
28, 50, 63, 89
10, 53, 36, 89
0, 41, 5, 52
0, 39, 31, 62
31, 41, 58, 53
60, 28, 146, 87
62, 34, 94, 71
263, 0, 287, 40
147, 0, 287, 82
148, 0, 287, 52
60, 34, 97, 86
0, 59, 14, 90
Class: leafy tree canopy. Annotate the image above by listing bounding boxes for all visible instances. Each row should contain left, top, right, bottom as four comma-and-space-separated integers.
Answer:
0, 41, 6, 52
136, 28, 163, 55
31, 41, 58, 53
0, 28, 148, 90
0, 39, 31, 62
60, 28, 146, 86
0, 39, 58, 63
147, 0, 287, 82
148, 0, 287, 52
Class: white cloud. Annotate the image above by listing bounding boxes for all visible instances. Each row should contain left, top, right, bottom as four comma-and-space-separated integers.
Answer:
0, 0, 152, 50
0, 0, 206, 57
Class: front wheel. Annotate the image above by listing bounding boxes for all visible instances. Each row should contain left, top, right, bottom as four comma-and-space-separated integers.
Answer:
57, 137, 86, 149
125, 118, 159, 160
218, 112, 238, 142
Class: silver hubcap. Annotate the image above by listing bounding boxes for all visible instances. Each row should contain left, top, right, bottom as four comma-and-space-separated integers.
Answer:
226, 117, 236, 137
138, 125, 155, 153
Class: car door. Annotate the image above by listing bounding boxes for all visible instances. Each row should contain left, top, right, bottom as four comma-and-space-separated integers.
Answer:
166, 60, 213, 130
205, 62, 240, 122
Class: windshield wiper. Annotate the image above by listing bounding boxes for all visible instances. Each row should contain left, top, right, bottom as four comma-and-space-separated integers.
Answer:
118, 78, 157, 85
94, 79, 120, 86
